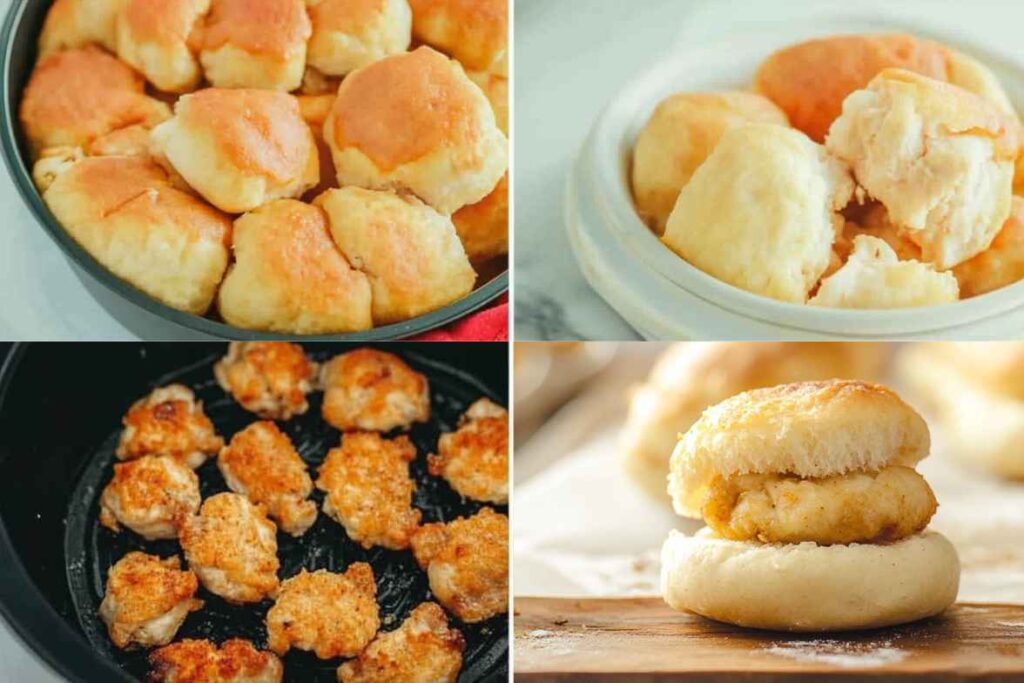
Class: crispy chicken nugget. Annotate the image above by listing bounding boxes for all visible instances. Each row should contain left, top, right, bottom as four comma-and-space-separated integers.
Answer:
411, 507, 508, 623
429, 399, 508, 504
214, 342, 317, 421
703, 465, 938, 545
148, 638, 283, 683
180, 493, 280, 604
320, 349, 430, 432
100, 455, 201, 540
116, 384, 224, 469
218, 421, 317, 537
266, 565, 380, 659
317, 432, 421, 549
338, 602, 464, 683
99, 552, 202, 650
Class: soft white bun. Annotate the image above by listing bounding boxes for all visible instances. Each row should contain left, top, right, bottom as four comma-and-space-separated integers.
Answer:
661, 528, 959, 632
38, 0, 119, 56
662, 123, 853, 303
621, 343, 887, 502
899, 343, 1024, 479
115, 0, 210, 93
669, 380, 929, 518
810, 235, 959, 308
826, 69, 1018, 269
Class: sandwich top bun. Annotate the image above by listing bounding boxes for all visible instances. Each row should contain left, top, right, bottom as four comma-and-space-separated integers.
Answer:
826, 69, 1018, 270
754, 33, 1018, 143
621, 342, 886, 501
668, 380, 930, 518
662, 123, 853, 303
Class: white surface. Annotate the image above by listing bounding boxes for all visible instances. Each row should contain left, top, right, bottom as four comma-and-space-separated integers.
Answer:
0, 614, 62, 683
517, 0, 1024, 340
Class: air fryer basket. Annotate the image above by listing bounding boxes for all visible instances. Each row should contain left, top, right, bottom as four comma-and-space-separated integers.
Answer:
0, 343, 509, 682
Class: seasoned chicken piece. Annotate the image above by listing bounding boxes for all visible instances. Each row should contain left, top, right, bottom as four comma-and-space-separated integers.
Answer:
218, 421, 317, 537
116, 384, 224, 468
214, 342, 317, 420
321, 349, 430, 432
99, 552, 202, 649
316, 432, 421, 549
702, 465, 938, 545
411, 508, 508, 623
180, 493, 279, 604
338, 602, 464, 683
149, 639, 283, 683
99, 455, 201, 540
266, 565, 380, 659
429, 399, 508, 504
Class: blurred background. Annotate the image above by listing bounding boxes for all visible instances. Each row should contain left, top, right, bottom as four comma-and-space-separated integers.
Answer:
513, 341, 1024, 602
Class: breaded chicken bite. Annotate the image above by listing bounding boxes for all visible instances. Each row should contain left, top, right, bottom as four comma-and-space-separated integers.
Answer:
100, 455, 201, 540
214, 342, 317, 421
149, 639, 283, 683
411, 508, 508, 623
99, 552, 202, 649
338, 602, 464, 683
218, 422, 317, 537
116, 385, 224, 469
429, 399, 508, 504
320, 349, 430, 432
180, 493, 280, 604
266, 565, 380, 659
316, 432, 421, 549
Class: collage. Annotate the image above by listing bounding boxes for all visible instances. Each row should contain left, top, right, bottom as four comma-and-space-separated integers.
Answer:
1, 0, 1024, 682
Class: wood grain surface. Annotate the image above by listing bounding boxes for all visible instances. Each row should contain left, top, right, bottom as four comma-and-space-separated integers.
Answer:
514, 597, 1024, 682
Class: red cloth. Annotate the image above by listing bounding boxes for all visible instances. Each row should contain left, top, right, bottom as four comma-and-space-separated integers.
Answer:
413, 295, 508, 341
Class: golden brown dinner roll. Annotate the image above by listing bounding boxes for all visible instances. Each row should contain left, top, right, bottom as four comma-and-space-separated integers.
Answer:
899, 343, 1024, 479
325, 46, 507, 215
621, 342, 887, 501
669, 380, 929, 518
19, 47, 171, 156
953, 196, 1024, 297
198, 0, 311, 91
452, 173, 508, 263
810, 236, 959, 308
408, 0, 507, 76
826, 69, 1018, 269
150, 88, 319, 213
40, 155, 231, 314
115, 0, 210, 93
83, 124, 153, 158
662, 123, 853, 303
315, 187, 476, 324
466, 70, 509, 136
218, 199, 373, 333
754, 33, 1018, 143
306, 0, 412, 77
38, 0, 120, 56
632, 92, 788, 233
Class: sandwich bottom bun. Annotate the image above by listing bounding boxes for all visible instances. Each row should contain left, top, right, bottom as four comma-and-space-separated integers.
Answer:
661, 528, 959, 632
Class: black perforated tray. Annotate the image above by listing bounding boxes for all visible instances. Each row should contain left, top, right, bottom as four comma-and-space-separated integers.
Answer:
59, 344, 508, 682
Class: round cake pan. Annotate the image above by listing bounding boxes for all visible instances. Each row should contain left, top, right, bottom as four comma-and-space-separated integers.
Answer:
0, 0, 507, 340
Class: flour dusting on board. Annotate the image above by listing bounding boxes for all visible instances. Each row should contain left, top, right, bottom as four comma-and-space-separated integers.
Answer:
762, 639, 907, 668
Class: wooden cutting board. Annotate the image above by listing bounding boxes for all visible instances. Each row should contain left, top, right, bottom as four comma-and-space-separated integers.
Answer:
514, 597, 1024, 682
